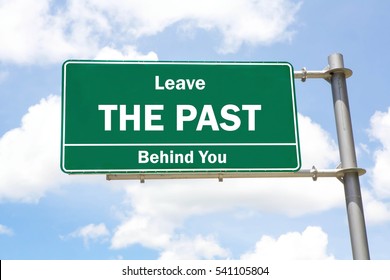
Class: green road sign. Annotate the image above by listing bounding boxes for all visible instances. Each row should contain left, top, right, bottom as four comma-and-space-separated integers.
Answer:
61, 61, 301, 174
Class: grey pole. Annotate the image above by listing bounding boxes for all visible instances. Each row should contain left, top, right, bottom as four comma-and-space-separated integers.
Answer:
328, 53, 370, 259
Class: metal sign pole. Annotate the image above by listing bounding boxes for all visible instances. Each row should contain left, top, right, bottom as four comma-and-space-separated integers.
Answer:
328, 53, 370, 259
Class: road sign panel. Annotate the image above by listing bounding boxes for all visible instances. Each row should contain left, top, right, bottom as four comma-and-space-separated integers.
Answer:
61, 61, 300, 174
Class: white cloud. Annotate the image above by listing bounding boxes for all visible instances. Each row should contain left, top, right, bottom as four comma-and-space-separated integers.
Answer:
111, 177, 343, 251
0, 94, 113, 203
298, 114, 339, 168
159, 235, 229, 260
368, 107, 390, 198
66, 223, 110, 247
0, 0, 79, 64
240, 226, 334, 260
111, 215, 172, 249
90, 0, 302, 54
0, 0, 301, 64
0, 224, 13, 236
357, 107, 390, 226
363, 189, 390, 225
0, 95, 70, 202
94, 46, 158, 61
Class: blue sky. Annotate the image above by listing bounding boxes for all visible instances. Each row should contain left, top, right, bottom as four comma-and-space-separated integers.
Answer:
1, 0, 390, 260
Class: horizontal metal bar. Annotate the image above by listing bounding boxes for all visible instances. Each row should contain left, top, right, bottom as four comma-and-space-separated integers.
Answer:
105, 167, 366, 182
294, 70, 331, 80
294, 67, 352, 81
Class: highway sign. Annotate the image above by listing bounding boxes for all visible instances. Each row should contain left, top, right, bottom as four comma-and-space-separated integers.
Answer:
61, 61, 300, 174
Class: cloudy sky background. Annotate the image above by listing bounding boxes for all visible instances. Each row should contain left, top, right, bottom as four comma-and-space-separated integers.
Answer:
1, 0, 390, 260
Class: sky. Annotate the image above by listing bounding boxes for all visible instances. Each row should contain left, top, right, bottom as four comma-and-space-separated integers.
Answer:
0, 0, 390, 260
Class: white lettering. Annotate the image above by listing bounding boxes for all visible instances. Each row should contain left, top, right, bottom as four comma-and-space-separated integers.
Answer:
150, 153, 159, 164
242, 105, 262, 131
138, 150, 149, 163
198, 150, 227, 164
165, 79, 175, 90
177, 105, 197, 131
154, 76, 206, 91
184, 79, 195, 90
99, 103, 261, 132
220, 104, 241, 131
138, 150, 194, 164
195, 79, 206, 90
120, 105, 140, 131
196, 105, 219, 131
198, 150, 209, 163
145, 105, 164, 131
177, 104, 262, 132
98, 104, 118, 131
176, 79, 186, 90
155, 75, 164, 90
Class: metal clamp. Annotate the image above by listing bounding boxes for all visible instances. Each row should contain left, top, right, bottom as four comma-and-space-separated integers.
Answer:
301, 67, 307, 82
310, 165, 318, 181
294, 66, 352, 82
335, 167, 366, 184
